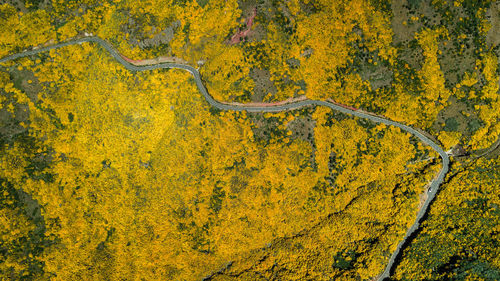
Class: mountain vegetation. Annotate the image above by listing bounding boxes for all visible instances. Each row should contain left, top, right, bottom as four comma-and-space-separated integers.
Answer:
0, 0, 498, 280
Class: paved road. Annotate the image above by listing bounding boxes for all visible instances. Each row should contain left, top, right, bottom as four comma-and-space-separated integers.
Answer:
0, 36, 450, 280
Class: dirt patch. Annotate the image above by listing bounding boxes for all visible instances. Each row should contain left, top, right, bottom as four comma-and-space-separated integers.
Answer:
432, 96, 479, 135
391, 0, 479, 87
249, 68, 277, 102
286, 115, 315, 144
417, 189, 428, 211
439, 39, 476, 87
0, 0, 27, 13
391, 0, 424, 69
286, 115, 316, 166
243, 0, 295, 42
391, 1, 449, 68
391, 0, 420, 46
486, 1, 500, 49
17, 188, 44, 225
236, 0, 268, 43
0, 105, 26, 143
120, 53, 188, 65
136, 21, 180, 49
229, 7, 257, 45
0, 68, 41, 143
359, 63, 393, 91
16, 70, 42, 101
121, 14, 181, 51
247, 113, 279, 144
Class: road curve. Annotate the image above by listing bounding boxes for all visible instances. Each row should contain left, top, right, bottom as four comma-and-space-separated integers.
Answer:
0, 36, 450, 280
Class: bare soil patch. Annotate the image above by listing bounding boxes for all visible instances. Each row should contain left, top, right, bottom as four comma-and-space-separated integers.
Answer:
249, 68, 277, 102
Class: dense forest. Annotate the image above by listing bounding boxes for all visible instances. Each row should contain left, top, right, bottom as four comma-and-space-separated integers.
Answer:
0, 0, 498, 280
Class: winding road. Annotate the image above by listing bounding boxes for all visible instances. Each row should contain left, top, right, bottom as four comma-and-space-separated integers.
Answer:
0, 36, 450, 280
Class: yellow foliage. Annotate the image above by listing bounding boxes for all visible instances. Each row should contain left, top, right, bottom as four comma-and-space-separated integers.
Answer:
470, 52, 500, 149
438, 131, 462, 150
395, 158, 500, 280
2, 1, 497, 280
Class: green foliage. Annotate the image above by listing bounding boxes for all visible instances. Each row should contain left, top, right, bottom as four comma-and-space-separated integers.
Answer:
332, 249, 358, 270
444, 117, 459, 131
